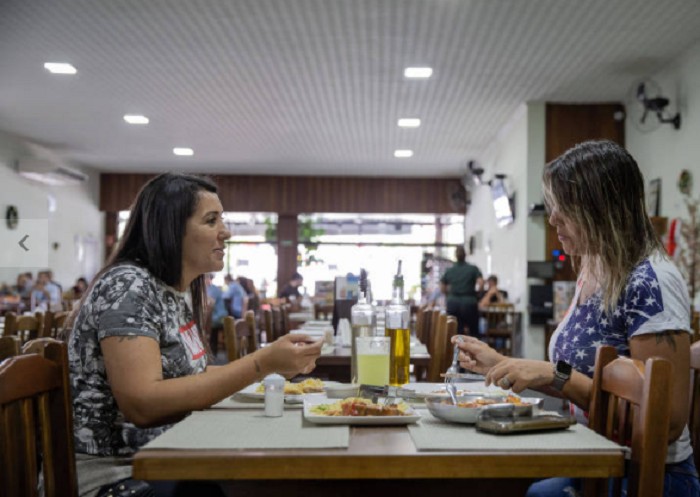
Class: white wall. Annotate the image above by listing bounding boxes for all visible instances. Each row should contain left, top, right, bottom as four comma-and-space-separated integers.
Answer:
0, 132, 104, 290
466, 102, 548, 359
626, 39, 700, 304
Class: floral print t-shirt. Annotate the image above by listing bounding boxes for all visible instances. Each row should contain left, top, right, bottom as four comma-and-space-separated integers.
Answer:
68, 263, 208, 458
548, 253, 692, 463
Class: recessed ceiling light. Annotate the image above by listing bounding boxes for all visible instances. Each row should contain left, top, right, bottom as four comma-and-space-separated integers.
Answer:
44, 62, 77, 74
398, 118, 421, 128
403, 67, 432, 79
173, 147, 194, 156
123, 114, 149, 125
394, 149, 414, 158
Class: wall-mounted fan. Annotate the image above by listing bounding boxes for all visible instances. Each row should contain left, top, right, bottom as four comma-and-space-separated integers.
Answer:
626, 79, 681, 133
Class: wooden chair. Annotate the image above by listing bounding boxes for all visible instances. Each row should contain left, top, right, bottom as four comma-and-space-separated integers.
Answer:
0, 338, 78, 497
424, 308, 442, 356
426, 312, 447, 382
586, 345, 672, 497
690, 341, 700, 472
262, 308, 274, 343
271, 307, 283, 342
483, 303, 517, 356
692, 311, 699, 343
0, 335, 21, 361
280, 304, 291, 336
244, 310, 261, 351
314, 302, 334, 320
42, 310, 69, 339
414, 304, 431, 344
3, 311, 44, 344
223, 316, 258, 362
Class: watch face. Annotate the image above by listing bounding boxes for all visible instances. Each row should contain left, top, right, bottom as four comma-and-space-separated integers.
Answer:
556, 360, 572, 375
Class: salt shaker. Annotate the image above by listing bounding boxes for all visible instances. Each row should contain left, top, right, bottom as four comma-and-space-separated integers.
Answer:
263, 373, 285, 417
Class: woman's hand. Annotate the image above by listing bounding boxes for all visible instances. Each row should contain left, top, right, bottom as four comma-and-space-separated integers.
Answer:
484, 358, 554, 394
257, 334, 324, 378
451, 335, 505, 374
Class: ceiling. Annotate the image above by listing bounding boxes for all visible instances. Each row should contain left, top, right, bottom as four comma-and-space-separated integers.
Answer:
1, 0, 699, 178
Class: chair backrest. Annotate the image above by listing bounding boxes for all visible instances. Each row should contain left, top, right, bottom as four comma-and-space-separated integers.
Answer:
42, 310, 69, 339
588, 345, 672, 497
0, 338, 77, 497
0, 335, 21, 361
3, 311, 44, 343
483, 303, 517, 356
442, 315, 458, 373
270, 307, 283, 342
223, 316, 258, 362
314, 302, 334, 321
426, 312, 447, 382
692, 311, 699, 343
243, 310, 260, 351
280, 304, 291, 336
690, 341, 700, 472
262, 308, 274, 343
425, 308, 442, 355
414, 304, 430, 344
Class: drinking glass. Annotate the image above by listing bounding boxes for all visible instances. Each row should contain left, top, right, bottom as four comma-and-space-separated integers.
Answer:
356, 336, 390, 386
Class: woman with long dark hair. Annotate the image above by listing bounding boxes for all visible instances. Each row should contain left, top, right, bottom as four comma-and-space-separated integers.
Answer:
66, 173, 323, 497
454, 141, 699, 496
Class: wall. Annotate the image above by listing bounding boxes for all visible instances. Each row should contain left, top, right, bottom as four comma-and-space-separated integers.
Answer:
627, 40, 700, 221
0, 132, 103, 290
466, 102, 547, 358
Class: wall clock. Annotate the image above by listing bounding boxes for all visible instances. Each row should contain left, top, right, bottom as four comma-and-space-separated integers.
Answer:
5, 205, 18, 230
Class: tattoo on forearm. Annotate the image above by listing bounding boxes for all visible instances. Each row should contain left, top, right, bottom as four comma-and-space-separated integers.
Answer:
654, 331, 679, 352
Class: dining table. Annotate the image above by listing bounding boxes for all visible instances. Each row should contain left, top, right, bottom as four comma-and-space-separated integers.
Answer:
132, 382, 625, 497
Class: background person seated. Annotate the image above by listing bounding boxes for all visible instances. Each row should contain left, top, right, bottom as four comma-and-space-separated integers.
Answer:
478, 275, 508, 311
31, 270, 62, 311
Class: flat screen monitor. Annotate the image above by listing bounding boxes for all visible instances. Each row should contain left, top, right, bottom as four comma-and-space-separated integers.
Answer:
490, 177, 514, 227
527, 261, 555, 279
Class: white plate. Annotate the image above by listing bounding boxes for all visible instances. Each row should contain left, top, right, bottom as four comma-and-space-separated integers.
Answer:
303, 399, 421, 425
236, 381, 340, 402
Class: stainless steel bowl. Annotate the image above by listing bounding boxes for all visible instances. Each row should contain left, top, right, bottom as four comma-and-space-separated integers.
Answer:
424, 394, 506, 424
425, 395, 543, 424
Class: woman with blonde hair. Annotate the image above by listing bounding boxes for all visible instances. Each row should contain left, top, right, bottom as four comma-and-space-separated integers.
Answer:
454, 140, 698, 496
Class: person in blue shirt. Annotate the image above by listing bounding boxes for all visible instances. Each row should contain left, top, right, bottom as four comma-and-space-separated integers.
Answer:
205, 274, 228, 355
223, 273, 247, 319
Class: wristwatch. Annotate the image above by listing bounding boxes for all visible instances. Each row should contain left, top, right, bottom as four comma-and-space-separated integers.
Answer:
551, 360, 572, 391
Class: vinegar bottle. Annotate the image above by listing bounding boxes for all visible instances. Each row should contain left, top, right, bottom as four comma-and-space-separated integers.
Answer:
385, 261, 410, 386
351, 270, 375, 384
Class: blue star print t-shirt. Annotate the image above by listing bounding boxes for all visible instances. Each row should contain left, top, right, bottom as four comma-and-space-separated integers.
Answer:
549, 252, 692, 463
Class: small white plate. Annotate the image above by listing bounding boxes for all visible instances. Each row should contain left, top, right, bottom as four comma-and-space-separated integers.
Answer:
235, 381, 340, 402
303, 399, 421, 425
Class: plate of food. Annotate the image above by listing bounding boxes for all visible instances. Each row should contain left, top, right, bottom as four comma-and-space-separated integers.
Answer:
304, 397, 421, 425
425, 393, 543, 424
237, 378, 330, 402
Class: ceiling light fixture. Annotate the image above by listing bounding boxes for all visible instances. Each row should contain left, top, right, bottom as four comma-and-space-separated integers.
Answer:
398, 118, 421, 128
403, 67, 432, 79
173, 147, 194, 156
123, 115, 149, 125
394, 149, 414, 158
43, 62, 77, 74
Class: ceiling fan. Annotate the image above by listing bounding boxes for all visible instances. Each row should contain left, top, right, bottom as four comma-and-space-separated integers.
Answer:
626, 79, 681, 132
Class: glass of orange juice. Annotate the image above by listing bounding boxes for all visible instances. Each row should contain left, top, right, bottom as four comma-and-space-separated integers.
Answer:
356, 336, 390, 386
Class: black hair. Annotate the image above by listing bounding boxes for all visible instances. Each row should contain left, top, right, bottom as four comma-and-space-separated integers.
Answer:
64, 173, 218, 348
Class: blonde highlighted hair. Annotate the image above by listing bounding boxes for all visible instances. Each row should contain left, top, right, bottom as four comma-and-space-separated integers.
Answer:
542, 140, 664, 312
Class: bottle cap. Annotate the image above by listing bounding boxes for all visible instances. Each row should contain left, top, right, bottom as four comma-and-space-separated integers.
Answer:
263, 373, 285, 388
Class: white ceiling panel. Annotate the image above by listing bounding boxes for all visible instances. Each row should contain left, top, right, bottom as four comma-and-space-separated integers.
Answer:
0, 0, 699, 176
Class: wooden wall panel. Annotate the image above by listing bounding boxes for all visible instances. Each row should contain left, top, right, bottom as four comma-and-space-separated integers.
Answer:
100, 174, 463, 214
544, 103, 625, 280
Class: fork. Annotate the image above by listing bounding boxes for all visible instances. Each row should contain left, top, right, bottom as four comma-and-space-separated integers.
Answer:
445, 336, 465, 405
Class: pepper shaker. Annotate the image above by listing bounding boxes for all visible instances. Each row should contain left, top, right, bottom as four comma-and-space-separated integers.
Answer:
263, 373, 285, 417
